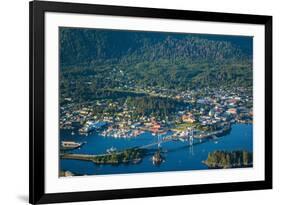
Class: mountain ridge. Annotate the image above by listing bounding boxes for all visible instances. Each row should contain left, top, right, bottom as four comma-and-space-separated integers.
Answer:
60, 27, 252, 67
59, 27, 253, 91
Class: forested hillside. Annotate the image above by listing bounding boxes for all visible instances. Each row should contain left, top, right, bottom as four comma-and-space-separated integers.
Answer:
59, 27, 253, 101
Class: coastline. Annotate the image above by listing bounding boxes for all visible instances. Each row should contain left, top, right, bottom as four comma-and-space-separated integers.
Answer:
60, 123, 253, 176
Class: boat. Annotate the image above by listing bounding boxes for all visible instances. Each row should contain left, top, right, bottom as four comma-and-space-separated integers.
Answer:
106, 146, 117, 153
61, 141, 83, 150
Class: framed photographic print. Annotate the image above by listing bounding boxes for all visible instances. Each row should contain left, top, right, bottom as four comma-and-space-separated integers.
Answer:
29, 0, 272, 204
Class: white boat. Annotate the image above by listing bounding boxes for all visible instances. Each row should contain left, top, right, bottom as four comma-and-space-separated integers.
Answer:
61, 141, 83, 149
106, 147, 117, 153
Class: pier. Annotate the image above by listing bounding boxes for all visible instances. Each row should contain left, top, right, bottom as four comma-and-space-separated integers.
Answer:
61, 147, 146, 165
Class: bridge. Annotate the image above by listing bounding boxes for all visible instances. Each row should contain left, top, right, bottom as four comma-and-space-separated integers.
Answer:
60, 126, 229, 164
139, 131, 195, 149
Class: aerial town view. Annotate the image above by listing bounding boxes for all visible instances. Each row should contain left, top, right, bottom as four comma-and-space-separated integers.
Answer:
59, 27, 253, 177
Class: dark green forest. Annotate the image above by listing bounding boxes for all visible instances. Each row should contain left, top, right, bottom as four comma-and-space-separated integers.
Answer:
59, 27, 253, 103
126, 96, 188, 118
203, 150, 253, 168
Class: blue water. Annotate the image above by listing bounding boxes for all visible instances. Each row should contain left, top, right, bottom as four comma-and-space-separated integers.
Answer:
60, 124, 253, 175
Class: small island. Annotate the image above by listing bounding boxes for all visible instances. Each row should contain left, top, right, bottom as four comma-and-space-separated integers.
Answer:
203, 150, 253, 169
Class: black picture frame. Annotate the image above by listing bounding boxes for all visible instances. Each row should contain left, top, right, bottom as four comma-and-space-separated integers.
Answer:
29, 0, 272, 204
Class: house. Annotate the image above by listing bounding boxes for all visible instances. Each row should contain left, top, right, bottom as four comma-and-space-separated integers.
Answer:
226, 108, 237, 115
182, 113, 196, 123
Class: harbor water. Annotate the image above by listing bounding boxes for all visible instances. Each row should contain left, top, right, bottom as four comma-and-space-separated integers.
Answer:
60, 123, 253, 176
